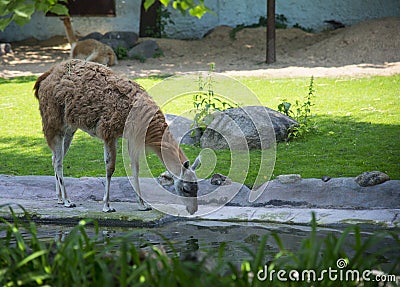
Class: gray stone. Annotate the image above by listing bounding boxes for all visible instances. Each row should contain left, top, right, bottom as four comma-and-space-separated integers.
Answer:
210, 173, 232, 186
101, 31, 139, 48
0, 43, 13, 55
355, 171, 390, 187
158, 171, 174, 186
276, 174, 302, 184
321, 176, 332, 182
165, 114, 201, 145
128, 40, 160, 59
228, 177, 400, 209
99, 38, 130, 50
200, 106, 298, 150
80, 32, 103, 41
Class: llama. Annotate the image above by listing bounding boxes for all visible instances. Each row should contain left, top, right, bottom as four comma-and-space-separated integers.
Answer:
34, 59, 200, 214
71, 39, 118, 66
61, 17, 117, 66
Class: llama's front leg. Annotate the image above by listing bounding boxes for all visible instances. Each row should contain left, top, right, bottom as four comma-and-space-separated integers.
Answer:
131, 158, 151, 211
53, 135, 75, 208
103, 140, 117, 212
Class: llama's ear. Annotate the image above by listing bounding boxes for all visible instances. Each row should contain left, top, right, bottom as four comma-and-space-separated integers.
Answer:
191, 155, 201, 170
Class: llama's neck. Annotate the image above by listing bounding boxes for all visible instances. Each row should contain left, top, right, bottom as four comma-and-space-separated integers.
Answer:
150, 132, 187, 178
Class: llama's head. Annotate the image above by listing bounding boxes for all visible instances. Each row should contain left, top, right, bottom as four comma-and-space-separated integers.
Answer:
174, 156, 201, 215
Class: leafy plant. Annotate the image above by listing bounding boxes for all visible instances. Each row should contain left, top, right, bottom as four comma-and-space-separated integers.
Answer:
191, 63, 236, 139
130, 54, 147, 63
292, 23, 314, 33
278, 76, 316, 139
0, 0, 69, 31
144, 0, 212, 19
144, 6, 175, 38
1, 207, 399, 286
275, 14, 288, 29
230, 14, 287, 40
114, 46, 128, 60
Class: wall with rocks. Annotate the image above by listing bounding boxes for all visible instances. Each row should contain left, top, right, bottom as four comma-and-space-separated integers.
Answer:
1, 0, 399, 42
164, 0, 400, 38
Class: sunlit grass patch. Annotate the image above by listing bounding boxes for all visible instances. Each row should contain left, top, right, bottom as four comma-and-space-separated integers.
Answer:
0, 75, 399, 186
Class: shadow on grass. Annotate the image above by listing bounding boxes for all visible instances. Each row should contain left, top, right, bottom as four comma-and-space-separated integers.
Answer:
0, 116, 399, 181
0, 76, 38, 84
275, 115, 400, 179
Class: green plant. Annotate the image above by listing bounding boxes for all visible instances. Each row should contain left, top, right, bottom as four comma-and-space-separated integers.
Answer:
153, 48, 164, 58
278, 76, 316, 139
1, 207, 399, 286
229, 14, 286, 40
130, 54, 147, 63
144, 6, 175, 38
275, 14, 288, 29
292, 23, 314, 33
191, 64, 236, 138
114, 46, 128, 60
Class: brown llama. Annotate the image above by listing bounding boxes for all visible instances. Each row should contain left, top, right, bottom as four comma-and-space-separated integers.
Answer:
34, 59, 200, 214
71, 39, 118, 66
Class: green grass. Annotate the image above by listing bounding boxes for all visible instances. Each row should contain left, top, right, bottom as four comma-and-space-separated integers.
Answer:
0, 75, 399, 186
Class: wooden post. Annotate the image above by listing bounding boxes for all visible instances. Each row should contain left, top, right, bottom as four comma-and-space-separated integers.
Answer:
266, 0, 276, 64
61, 16, 77, 44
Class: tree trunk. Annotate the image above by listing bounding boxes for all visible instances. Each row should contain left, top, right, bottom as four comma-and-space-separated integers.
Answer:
266, 0, 276, 64
61, 16, 77, 44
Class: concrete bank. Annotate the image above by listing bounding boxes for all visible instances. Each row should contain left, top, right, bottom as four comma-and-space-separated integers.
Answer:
0, 175, 399, 228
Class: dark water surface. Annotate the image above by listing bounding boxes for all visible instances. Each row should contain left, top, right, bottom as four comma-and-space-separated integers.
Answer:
5, 220, 399, 273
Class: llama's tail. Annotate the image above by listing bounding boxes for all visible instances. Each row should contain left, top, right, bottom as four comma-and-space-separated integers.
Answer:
33, 69, 52, 99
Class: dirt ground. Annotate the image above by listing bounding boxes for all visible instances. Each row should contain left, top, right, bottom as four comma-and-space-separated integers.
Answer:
1, 17, 399, 78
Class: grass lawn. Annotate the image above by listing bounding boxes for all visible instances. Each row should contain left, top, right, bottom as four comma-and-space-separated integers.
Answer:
0, 75, 399, 187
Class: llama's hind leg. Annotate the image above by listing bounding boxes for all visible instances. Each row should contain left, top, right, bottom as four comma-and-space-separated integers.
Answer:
53, 135, 76, 208
63, 127, 77, 156
103, 139, 117, 212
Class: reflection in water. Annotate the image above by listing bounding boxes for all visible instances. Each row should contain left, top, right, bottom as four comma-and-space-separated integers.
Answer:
3, 220, 398, 272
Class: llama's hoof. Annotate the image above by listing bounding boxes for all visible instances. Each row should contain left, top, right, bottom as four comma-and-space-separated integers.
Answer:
138, 206, 152, 211
64, 201, 76, 208
138, 201, 152, 211
103, 206, 116, 213
103, 208, 116, 213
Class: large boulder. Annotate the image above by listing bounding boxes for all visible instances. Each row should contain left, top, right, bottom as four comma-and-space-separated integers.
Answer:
79, 32, 103, 41
200, 106, 298, 150
355, 171, 390, 187
80, 31, 139, 50
128, 40, 160, 59
165, 114, 201, 145
101, 31, 138, 48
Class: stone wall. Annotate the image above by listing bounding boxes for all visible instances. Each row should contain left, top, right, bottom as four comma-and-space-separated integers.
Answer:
164, 0, 400, 38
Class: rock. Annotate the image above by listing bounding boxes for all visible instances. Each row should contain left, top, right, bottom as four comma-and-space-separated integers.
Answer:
101, 31, 139, 48
0, 43, 13, 56
158, 171, 174, 186
80, 32, 103, 41
321, 176, 332, 182
128, 40, 160, 59
99, 38, 130, 50
276, 174, 302, 184
355, 171, 390, 187
200, 106, 298, 150
210, 173, 232, 186
165, 114, 201, 145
